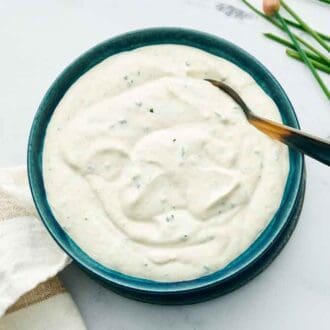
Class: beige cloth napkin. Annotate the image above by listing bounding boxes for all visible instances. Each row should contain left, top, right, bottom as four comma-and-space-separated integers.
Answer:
0, 166, 86, 329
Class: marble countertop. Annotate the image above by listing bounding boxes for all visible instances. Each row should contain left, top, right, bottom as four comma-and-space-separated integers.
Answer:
1, 0, 329, 329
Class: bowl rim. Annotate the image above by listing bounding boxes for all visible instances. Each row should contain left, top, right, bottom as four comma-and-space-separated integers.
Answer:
27, 27, 304, 294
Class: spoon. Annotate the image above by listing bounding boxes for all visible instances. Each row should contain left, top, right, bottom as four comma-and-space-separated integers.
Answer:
206, 79, 330, 166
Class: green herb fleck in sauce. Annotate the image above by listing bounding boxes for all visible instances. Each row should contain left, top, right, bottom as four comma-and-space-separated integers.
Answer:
181, 147, 186, 158
203, 265, 211, 273
132, 176, 141, 189
182, 234, 188, 241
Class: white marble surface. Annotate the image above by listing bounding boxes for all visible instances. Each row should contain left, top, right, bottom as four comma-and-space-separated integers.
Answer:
1, 0, 329, 329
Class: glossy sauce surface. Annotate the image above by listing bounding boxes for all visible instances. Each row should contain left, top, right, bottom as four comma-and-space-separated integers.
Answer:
43, 45, 288, 281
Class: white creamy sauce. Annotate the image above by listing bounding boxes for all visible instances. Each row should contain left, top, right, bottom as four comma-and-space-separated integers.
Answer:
43, 45, 289, 281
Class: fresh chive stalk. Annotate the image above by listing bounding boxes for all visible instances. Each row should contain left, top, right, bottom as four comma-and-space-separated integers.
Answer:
280, 0, 330, 52
286, 49, 330, 74
264, 33, 329, 64
282, 17, 330, 42
241, 0, 330, 64
276, 12, 330, 99
243, 0, 330, 41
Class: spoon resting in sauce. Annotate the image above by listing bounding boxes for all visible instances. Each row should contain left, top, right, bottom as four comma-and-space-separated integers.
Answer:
206, 79, 330, 166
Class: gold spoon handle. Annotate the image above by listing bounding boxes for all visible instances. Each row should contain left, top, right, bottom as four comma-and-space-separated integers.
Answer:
249, 114, 330, 166
206, 79, 330, 166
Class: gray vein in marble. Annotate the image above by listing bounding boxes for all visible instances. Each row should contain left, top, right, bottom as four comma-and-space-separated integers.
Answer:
215, 3, 254, 20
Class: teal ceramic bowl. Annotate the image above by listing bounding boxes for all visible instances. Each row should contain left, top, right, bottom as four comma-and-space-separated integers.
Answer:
28, 28, 305, 304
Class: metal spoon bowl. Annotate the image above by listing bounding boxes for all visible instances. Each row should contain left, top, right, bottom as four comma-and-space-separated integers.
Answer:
206, 79, 330, 166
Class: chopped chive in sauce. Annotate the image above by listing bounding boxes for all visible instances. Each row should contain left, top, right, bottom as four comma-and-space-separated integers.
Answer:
135, 101, 142, 107
118, 119, 127, 125
166, 214, 175, 223
149, 108, 154, 113
203, 265, 211, 273
132, 176, 141, 189
127, 80, 134, 87
86, 165, 95, 173
181, 147, 186, 158
172, 138, 176, 142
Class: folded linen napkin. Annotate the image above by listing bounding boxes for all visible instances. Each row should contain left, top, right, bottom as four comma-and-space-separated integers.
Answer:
0, 166, 86, 329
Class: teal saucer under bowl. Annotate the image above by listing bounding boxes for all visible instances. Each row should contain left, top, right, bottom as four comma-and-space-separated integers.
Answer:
28, 28, 305, 304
